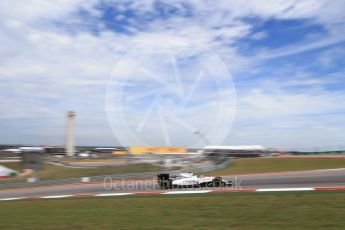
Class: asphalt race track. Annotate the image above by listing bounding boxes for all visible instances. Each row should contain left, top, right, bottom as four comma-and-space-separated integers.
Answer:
1, 168, 345, 199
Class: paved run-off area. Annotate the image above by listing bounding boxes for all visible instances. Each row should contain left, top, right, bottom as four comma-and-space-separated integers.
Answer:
0, 191, 344, 230
1, 168, 345, 199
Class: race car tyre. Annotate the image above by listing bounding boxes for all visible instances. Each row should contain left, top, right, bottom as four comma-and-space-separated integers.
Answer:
160, 180, 171, 189
212, 177, 222, 187
206, 182, 214, 187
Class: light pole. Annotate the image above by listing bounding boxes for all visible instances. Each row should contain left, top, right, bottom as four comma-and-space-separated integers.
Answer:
193, 130, 210, 146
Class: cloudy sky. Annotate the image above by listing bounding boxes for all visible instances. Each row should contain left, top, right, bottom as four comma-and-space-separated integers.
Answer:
1, 0, 345, 150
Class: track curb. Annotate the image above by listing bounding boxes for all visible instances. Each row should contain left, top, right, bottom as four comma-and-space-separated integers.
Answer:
1, 186, 345, 201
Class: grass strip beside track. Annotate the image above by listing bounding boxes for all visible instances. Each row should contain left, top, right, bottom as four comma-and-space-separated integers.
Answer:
2, 157, 345, 183
0, 191, 344, 230
204, 157, 345, 175
0, 162, 161, 183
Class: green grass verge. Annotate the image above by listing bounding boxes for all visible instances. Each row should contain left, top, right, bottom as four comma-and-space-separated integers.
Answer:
0, 162, 161, 183
2, 157, 345, 182
204, 157, 345, 175
0, 153, 19, 158
0, 191, 344, 230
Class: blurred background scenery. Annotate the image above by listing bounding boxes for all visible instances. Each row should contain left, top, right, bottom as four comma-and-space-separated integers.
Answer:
1, 1, 345, 230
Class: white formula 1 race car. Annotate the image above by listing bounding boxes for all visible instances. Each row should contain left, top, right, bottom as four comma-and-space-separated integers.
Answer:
157, 172, 232, 189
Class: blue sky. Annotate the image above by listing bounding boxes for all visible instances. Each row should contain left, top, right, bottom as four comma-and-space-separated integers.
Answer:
0, 0, 345, 150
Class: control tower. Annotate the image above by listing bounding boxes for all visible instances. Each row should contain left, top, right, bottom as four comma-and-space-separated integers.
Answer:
65, 111, 76, 156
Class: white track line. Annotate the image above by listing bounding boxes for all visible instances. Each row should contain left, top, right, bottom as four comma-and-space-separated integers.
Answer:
41, 195, 74, 199
95, 193, 133, 197
0, 197, 27, 201
257, 188, 314, 192
164, 190, 211, 195
1, 187, 344, 201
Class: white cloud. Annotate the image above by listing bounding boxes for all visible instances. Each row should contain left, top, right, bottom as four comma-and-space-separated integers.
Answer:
251, 31, 267, 40
0, 0, 344, 147
227, 73, 345, 149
